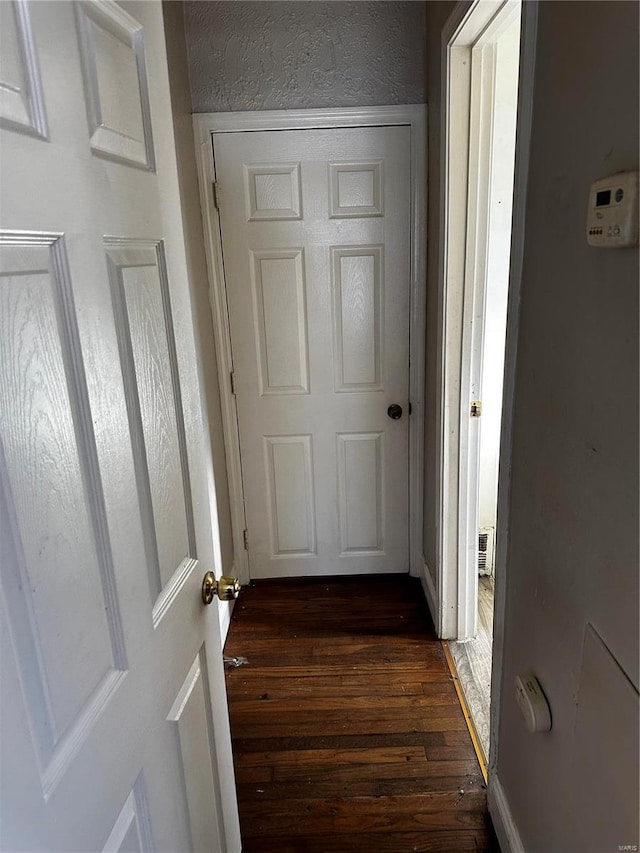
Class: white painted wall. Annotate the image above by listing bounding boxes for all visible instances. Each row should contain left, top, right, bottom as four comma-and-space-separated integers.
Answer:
478, 18, 520, 535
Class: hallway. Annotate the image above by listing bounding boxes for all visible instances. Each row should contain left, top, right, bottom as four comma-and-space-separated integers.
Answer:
223, 575, 498, 851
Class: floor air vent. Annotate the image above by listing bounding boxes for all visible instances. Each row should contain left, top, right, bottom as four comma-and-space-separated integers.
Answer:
478, 526, 495, 576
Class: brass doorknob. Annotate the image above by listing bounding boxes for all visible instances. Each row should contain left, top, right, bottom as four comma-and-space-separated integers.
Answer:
202, 572, 241, 605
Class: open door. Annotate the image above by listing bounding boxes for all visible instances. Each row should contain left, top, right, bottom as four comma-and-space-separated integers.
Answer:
0, 2, 239, 850
438, 0, 521, 641
436, 0, 523, 766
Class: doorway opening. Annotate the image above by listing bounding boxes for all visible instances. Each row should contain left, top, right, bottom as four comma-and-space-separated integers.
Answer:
438, 0, 522, 765
193, 106, 427, 590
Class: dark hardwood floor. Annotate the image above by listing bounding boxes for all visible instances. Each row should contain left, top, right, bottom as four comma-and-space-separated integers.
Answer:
223, 575, 499, 852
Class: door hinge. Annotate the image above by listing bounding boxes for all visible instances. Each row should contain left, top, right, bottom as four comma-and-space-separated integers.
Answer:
243, 529, 249, 550
212, 181, 220, 210
230, 371, 236, 395
470, 400, 482, 418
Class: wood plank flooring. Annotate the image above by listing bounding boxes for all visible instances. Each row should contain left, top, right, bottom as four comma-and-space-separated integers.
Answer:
223, 575, 499, 852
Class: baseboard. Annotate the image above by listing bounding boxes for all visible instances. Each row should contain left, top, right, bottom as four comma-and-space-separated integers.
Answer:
218, 599, 234, 646
420, 558, 439, 633
488, 774, 525, 853
218, 563, 241, 646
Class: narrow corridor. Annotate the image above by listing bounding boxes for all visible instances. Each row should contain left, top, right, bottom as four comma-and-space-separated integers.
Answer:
224, 575, 498, 851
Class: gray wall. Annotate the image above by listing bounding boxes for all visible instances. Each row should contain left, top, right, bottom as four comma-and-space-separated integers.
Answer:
162, 1, 235, 577
184, 1, 426, 112
425, 0, 638, 848
493, 2, 638, 849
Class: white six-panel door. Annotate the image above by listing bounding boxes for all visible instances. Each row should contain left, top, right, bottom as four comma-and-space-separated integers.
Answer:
214, 126, 411, 578
0, 2, 239, 850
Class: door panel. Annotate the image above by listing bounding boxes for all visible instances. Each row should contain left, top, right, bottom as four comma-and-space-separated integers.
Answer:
0, 0, 47, 138
264, 434, 316, 556
0, 2, 238, 850
0, 233, 127, 792
337, 432, 384, 554
75, 0, 155, 170
106, 239, 196, 608
332, 245, 383, 391
167, 648, 224, 853
251, 248, 309, 395
101, 779, 153, 853
214, 126, 411, 578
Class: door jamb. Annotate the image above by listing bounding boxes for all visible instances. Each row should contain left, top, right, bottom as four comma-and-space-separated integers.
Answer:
193, 105, 427, 584
437, 0, 538, 844
488, 1, 538, 841
437, 0, 523, 641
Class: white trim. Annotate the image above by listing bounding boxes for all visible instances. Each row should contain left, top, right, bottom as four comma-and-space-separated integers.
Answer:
488, 775, 525, 853
421, 559, 439, 633
217, 597, 235, 647
216, 562, 238, 645
489, 0, 539, 794
457, 38, 498, 640
194, 104, 426, 135
437, 0, 523, 641
437, 0, 538, 836
193, 133, 249, 583
193, 105, 427, 582
436, 3, 473, 640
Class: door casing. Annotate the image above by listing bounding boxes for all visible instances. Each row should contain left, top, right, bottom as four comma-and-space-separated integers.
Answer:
436, 1, 539, 850
438, 0, 523, 644
193, 105, 427, 591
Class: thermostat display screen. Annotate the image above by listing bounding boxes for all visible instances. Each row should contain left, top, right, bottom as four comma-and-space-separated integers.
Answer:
587, 171, 638, 248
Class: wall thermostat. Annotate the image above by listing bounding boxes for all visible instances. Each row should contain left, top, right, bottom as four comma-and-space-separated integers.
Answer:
515, 673, 552, 733
586, 170, 639, 248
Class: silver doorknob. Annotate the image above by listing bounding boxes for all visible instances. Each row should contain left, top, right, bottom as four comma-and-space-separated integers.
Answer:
202, 572, 241, 605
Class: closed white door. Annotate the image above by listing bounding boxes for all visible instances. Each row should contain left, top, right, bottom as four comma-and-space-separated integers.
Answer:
214, 126, 411, 579
0, 2, 239, 851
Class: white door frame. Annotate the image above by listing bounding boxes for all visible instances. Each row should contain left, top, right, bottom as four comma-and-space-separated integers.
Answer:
437, 0, 538, 845
436, 0, 529, 641
193, 105, 427, 585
